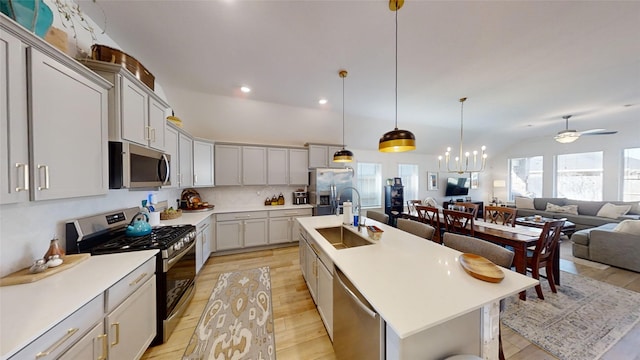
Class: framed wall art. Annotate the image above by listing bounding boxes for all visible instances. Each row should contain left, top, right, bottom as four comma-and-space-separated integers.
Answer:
471, 172, 479, 189
428, 172, 438, 191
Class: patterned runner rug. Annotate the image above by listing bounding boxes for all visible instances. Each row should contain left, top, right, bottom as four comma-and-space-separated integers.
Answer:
183, 266, 275, 360
502, 271, 640, 360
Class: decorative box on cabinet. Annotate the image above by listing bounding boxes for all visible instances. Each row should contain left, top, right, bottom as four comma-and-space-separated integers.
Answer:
1, 18, 111, 204
193, 139, 214, 187
79, 59, 170, 152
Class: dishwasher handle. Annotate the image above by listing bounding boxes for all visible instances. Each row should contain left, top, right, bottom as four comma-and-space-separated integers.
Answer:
335, 269, 377, 319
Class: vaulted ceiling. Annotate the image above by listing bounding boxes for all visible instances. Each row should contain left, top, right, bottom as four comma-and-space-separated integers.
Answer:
79, 0, 640, 152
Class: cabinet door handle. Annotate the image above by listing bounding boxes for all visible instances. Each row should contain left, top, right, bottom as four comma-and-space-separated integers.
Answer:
35, 328, 78, 358
151, 127, 156, 142
129, 272, 148, 286
194, 174, 198, 184
145, 125, 151, 141
97, 334, 108, 360
37, 164, 50, 190
110, 322, 120, 346
15, 163, 29, 191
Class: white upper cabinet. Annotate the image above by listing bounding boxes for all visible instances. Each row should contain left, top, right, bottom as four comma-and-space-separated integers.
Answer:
267, 148, 288, 185
214, 144, 242, 186
289, 148, 309, 185
308, 143, 344, 169
243, 146, 267, 185
1, 21, 111, 203
178, 132, 193, 188
164, 124, 179, 189
80, 60, 170, 151
193, 139, 214, 187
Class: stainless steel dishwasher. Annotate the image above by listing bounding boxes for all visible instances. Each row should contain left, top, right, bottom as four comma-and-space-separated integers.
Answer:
333, 266, 385, 359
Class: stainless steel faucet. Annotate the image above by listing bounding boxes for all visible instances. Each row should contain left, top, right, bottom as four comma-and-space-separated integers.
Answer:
337, 186, 362, 229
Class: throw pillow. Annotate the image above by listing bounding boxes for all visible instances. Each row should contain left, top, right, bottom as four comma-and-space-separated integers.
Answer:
545, 203, 579, 215
597, 202, 632, 219
613, 220, 640, 236
515, 196, 535, 209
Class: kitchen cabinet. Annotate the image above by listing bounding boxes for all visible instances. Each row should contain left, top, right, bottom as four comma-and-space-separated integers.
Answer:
307, 143, 344, 169
58, 322, 106, 360
299, 229, 333, 339
243, 146, 267, 185
178, 132, 194, 188
195, 216, 212, 274
289, 148, 309, 185
269, 208, 313, 244
80, 59, 170, 152
193, 139, 215, 187
1, 21, 111, 204
214, 144, 242, 186
215, 211, 268, 251
164, 124, 179, 189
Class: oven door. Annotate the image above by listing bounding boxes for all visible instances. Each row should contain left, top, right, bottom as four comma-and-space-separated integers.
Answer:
164, 241, 196, 316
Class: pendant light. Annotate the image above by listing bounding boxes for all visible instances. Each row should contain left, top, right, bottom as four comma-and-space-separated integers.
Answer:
379, 0, 416, 153
333, 70, 354, 162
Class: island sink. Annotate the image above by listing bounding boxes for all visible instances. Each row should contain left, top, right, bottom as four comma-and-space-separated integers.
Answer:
316, 226, 374, 250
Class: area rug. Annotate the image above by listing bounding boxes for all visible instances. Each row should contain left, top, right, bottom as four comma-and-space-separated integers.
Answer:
183, 266, 275, 360
502, 271, 640, 360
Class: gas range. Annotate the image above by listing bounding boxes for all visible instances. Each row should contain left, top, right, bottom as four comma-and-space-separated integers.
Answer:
88, 225, 196, 259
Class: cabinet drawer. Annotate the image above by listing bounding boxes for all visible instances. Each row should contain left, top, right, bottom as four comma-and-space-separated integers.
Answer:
105, 256, 155, 313
269, 208, 313, 218
216, 211, 268, 222
10, 295, 103, 360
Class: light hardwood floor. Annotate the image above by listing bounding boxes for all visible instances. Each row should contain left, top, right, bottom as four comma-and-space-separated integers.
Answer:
142, 241, 640, 360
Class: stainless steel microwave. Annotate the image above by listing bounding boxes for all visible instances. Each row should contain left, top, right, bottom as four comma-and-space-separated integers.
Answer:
109, 141, 170, 189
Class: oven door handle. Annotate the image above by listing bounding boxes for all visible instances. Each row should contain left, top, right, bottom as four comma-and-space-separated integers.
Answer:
165, 241, 195, 272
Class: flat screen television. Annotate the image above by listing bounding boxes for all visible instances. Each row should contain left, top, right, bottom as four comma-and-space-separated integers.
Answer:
445, 177, 470, 196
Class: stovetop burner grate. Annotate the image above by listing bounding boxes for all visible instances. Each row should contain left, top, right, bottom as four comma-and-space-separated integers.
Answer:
88, 225, 195, 255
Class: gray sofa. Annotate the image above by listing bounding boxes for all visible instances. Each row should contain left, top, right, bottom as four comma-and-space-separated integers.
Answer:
571, 223, 640, 272
515, 197, 640, 231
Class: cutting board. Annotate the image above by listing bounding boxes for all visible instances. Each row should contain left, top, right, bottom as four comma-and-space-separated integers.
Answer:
0, 253, 91, 286
459, 253, 505, 283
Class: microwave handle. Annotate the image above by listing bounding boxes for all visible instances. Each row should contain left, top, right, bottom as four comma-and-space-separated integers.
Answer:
161, 154, 170, 185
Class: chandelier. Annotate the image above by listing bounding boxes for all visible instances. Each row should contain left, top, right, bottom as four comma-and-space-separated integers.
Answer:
438, 97, 487, 174
378, 0, 416, 153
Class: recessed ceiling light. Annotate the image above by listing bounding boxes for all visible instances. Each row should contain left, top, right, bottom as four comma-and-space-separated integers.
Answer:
240, 86, 251, 93
318, 98, 328, 105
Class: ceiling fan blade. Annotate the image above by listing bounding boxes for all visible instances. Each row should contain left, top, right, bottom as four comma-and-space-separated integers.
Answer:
580, 130, 618, 136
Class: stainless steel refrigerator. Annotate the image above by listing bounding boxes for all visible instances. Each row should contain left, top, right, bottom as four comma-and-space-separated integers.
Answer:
309, 168, 353, 216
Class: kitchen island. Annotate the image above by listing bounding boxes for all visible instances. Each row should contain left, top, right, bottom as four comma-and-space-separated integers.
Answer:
297, 215, 538, 359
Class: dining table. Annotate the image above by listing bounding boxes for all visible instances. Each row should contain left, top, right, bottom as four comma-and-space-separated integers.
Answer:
403, 210, 558, 300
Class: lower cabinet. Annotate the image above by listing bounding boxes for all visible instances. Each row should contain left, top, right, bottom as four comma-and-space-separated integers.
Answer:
269, 209, 313, 244
59, 322, 106, 360
299, 229, 333, 340
195, 216, 212, 274
215, 211, 268, 251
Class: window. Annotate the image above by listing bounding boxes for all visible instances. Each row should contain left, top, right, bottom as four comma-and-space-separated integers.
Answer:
356, 162, 382, 208
508, 156, 543, 200
398, 164, 419, 202
556, 151, 603, 201
623, 147, 640, 201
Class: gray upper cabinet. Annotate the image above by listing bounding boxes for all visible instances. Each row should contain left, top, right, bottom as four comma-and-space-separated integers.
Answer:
242, 146, 267, 185
267, 148, 288, 185
80, 59, 170, 151
164, 124, 179, 189
308, 143, 344, 169
178, 132, 194, 188
1, 20, 111, 203
289, 148, 309, 185
215, 144, 242, 186
193, 139, 214, 187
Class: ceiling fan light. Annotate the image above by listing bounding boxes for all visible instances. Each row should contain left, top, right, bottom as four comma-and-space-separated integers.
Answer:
554, 131, 580, 143
379, 128, 416, 152
333, 148, 354, 162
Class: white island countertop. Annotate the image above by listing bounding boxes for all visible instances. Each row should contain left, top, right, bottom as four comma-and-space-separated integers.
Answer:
297, 215, 538, 339
0, 250, 158, 360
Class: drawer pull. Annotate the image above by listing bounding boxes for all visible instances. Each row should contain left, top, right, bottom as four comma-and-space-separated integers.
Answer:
37, 164, 50, 190
110, 322, 120, 346
235, 215, 251, 219
15, 163, 29, 191
129, 272, 148, 286
97, 334, 108, 360
35, 328, 78, 358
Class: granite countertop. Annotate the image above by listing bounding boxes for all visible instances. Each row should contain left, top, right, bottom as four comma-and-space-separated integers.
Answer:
297, 215, 538, 339
0, 250, 158, 359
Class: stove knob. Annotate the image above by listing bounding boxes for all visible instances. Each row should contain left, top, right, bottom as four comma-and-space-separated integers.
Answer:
174, 242, 182, 251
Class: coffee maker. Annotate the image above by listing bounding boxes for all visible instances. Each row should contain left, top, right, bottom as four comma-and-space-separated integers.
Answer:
293, 191, 308, 205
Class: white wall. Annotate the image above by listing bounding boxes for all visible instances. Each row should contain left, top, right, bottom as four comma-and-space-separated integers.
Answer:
490, 120, 640, 202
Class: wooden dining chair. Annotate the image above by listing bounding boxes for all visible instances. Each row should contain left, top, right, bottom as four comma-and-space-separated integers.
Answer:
452, 202, 479, 218
442, 209, 475, 236
526, 219, 566, 300
397, 218, 436, 240
484, 206, 517, 227
366, 210, 389, 225
442, 232, 514, 360
406, 199, 422, 214
415, 205, 444, 243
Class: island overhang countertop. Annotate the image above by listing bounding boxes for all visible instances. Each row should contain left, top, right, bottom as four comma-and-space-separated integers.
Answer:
296, 215, 538, 339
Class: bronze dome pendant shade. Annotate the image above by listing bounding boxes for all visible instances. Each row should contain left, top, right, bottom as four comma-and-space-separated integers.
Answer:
379, 0, 415, 153
333, 70, 354, 163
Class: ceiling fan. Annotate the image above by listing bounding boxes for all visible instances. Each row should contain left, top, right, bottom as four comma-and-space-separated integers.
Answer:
554, 115, 618, 143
